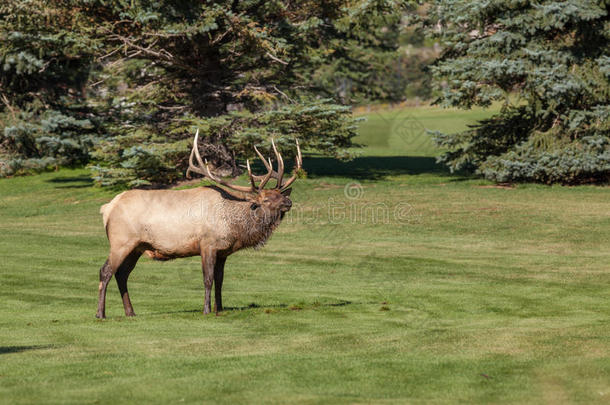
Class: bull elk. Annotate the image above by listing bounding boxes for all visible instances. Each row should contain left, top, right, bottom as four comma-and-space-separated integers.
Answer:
96, 130, 302, 318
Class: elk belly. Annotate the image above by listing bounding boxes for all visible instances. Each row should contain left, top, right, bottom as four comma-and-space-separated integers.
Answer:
144, 250, 173, 261
142, 237, 202, 261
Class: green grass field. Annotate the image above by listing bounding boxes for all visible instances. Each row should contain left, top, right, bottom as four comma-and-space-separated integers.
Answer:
1, 105, 609, 404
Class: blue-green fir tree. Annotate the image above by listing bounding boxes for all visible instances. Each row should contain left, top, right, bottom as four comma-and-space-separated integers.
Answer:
428, 0, 609, 184
0, 0, 100, 176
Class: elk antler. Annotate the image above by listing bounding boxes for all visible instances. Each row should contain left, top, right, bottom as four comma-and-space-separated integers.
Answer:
278, 138, 302, 191
187, 129, 301, 193
250, 138, 302, 191
187, 129, 258, 193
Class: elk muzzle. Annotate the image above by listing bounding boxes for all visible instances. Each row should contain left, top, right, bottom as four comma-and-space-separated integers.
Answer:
280, 198, 292, 212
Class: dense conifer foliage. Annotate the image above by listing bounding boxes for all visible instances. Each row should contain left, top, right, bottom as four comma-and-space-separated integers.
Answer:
0, 0, 408, 186
0, 0, 99, 176
3, 1, 606, 185
429, 0, 609, 183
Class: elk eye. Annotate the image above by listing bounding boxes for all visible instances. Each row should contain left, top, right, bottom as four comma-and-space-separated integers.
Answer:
263, 198, 270, 203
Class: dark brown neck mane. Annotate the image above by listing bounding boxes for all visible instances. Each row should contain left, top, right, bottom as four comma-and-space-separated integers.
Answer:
235, 204, 285, 249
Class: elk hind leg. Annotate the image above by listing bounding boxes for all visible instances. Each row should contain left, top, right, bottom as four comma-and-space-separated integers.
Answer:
115, 249, 142, 317
96, 244, 138, 319
96, 259, 113, 319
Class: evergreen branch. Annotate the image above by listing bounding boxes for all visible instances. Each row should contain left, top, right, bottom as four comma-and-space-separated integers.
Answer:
265, 51, 289, 65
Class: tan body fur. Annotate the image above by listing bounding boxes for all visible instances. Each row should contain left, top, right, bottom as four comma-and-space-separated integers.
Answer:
101, 187, 278, 261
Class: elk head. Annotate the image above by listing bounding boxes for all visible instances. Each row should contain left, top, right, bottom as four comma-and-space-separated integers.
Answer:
186, 130, 302, 216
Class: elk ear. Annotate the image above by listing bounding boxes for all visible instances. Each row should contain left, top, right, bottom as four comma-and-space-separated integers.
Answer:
281, 188, 292, 197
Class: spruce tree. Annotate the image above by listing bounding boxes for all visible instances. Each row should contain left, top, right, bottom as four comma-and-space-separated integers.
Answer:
428, 0, 609, 184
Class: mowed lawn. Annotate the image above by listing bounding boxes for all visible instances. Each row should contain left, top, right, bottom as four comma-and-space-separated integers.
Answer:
1, 106, 609, 404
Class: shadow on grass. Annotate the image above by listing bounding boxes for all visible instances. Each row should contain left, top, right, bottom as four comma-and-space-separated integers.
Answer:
46, 175, 93, 189
304, 156, 470, 180
0, 345, 54, 355
146, 300, 352, 316
225, 300, 352, 311
41, 156, 469, 187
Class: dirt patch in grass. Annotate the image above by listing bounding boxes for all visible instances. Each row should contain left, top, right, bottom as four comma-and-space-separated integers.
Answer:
475, 183, 515, 189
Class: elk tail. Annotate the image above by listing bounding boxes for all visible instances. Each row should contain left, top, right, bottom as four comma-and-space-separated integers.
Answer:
99, 192, 125, 235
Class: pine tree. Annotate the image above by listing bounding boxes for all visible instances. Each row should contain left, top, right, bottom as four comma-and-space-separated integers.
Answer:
428, 0, 610, 184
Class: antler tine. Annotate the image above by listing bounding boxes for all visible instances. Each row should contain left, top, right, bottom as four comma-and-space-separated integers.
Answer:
271, 138, 284, 189
187, 129, 207, 178
258, 158, 273, 191
188, 129, 255, 194
246, 159, 257, 190
192, 130, 207, 170
254, 145, 273, 172
237, 143, 277, 189
279, 138, 302, 191
252, 144, 280, 185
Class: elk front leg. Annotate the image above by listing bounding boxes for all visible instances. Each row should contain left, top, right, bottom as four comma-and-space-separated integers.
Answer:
214, 256, 226, 314
200, 246, 216, 315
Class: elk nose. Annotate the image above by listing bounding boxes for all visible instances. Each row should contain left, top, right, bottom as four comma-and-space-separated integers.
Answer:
283, 199, 292, 209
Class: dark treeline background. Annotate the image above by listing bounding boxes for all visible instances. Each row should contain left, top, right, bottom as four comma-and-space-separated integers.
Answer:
0, 0, 608, 186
